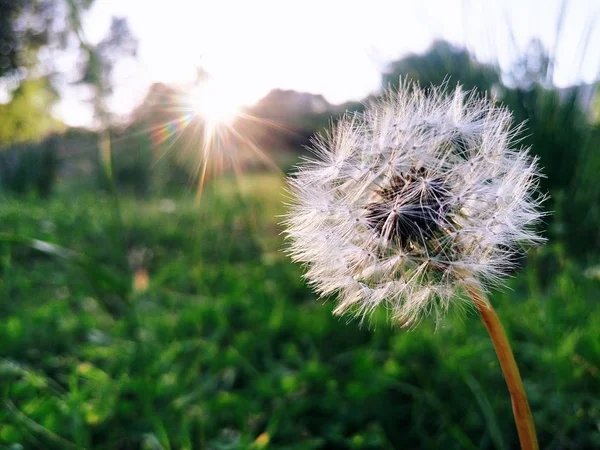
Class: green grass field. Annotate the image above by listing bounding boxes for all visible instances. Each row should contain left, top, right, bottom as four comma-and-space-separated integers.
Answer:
1, 174, 599, 449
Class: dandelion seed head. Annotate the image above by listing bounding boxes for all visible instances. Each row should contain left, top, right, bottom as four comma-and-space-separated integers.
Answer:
283, 82, 546, 326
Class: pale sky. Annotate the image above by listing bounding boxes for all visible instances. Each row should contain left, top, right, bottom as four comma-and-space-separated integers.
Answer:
54, 0, 600, 127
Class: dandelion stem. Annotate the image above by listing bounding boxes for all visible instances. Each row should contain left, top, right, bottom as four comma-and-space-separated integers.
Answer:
465, 282, 539, 450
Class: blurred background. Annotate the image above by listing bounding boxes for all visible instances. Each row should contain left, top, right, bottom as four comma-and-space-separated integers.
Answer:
1, 0, 599, 448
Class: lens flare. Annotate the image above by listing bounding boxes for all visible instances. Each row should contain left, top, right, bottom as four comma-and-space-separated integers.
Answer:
189, 81, 241, 124
127, 79, 283, 204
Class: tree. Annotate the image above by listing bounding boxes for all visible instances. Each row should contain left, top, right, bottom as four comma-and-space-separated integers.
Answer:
79, 17, 138, 125
246, 89, 334, 150
0, 0, 96, 145
0, 77, 61, 144
500, 41, 600, 257
0, 1, 137, 133
0, 0, 92, 78
0, 0, 97, 82
382, 40, 500, 93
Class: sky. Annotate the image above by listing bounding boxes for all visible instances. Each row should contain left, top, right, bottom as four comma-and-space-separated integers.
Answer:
54, 0, 600, 127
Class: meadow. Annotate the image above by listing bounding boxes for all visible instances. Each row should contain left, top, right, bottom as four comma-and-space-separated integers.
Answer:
1, 173, 599, 449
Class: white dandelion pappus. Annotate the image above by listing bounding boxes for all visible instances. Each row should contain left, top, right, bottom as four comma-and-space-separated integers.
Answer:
283, 82, 546, 326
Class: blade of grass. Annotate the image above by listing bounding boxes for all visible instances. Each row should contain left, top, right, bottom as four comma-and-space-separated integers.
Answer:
462, 372, 507, 450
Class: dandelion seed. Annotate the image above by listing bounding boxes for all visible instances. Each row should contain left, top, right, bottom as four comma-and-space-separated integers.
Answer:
284, 81, 545, 326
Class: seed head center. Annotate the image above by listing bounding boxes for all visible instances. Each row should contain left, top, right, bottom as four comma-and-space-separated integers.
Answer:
365, 167, 450, 249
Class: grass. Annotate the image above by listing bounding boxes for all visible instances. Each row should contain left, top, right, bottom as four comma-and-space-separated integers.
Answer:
1, 173, 599, 449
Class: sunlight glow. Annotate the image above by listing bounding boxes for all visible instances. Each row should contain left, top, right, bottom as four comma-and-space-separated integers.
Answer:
189, 80, 242, 124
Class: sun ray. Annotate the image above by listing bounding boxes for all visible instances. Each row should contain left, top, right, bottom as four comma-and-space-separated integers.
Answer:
118, 77, 307, 202
190, 80, 241, 125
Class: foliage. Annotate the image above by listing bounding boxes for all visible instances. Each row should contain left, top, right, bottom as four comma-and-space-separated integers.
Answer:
0, 0, 97, 147
0, 134, 59, 197
79, 17, 138, 123
501, 85, 600, 256
94, 128, 198, 197
246, 89, 334, 150
0, 174, 599, 449
382, 40, 500, 93
0, 0, 95, 79
0, 0, 135, 155
0, 78, 62, 145
93, 129, 152, 197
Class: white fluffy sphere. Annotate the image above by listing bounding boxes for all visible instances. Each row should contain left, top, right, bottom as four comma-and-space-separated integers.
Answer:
283, 83, 546, 326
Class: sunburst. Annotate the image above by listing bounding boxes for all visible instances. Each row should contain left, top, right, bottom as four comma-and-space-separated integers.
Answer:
189, 80, 241, 125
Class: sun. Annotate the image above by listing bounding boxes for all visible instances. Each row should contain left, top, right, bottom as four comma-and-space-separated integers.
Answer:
189, 80, 241, 124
